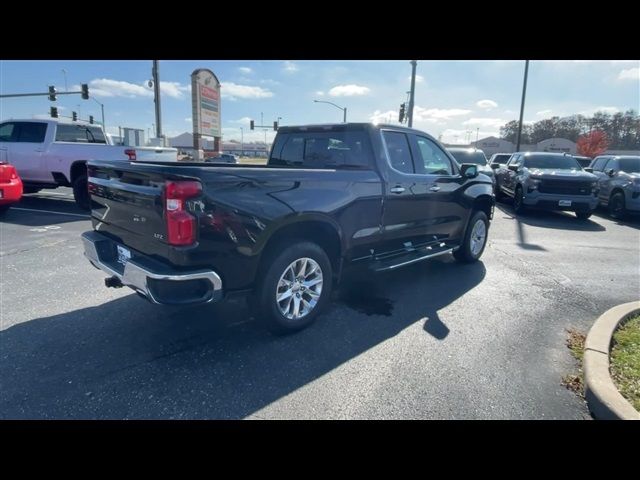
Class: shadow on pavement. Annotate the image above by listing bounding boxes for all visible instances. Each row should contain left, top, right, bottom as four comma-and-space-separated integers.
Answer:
591, 207, 640, 231
495, 202, 606, 232
2, 195, 89, 226
0, 256, 485, 419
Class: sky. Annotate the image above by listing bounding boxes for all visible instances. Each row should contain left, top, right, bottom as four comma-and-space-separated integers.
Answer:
1, 60, 638, 144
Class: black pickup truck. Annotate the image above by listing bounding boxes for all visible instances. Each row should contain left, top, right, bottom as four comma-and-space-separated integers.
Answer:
82, 123, 494, 334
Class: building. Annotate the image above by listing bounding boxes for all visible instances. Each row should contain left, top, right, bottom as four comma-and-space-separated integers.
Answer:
167, 132, 270, 157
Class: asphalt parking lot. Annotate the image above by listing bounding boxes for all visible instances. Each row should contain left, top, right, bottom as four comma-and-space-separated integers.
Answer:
1, 188, 639, 419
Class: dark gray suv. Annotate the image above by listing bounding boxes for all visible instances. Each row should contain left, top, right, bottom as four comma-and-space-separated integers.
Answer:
495, 152, 599, 219
588, 155, 640, 219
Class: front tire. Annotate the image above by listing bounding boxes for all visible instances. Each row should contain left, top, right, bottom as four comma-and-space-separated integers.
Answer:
513, 185, 526, 215
453, 210, 489, 263
251, 241, 333, 335
608, 192, 626, 220
73, 174, 90, 210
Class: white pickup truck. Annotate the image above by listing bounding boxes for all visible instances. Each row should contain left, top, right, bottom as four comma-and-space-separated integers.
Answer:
0, 118, 178, 208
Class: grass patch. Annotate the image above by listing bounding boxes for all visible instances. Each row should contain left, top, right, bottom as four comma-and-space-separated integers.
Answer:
238, 157, 267, 165
562, 328, 586, 395
610, 315, 640, 411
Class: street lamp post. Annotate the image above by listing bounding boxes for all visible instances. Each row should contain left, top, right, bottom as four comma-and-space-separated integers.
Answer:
240, 127, 244, 155
516, 60, 530, 152
313, 100, 347, 123
91, 97, 105, 130
61, 69, 68, 92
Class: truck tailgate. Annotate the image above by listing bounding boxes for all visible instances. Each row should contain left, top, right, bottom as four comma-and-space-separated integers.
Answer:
87, 161, 175, 253
134, 147, 178, 162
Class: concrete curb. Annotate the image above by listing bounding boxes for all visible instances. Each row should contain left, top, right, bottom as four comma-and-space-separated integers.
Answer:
584, 301, 640, 420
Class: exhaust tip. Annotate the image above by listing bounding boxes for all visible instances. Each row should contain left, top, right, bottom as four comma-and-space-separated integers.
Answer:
105, 276, 123, 288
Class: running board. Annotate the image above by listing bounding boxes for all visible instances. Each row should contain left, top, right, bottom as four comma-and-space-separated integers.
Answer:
370, 247, 453, 272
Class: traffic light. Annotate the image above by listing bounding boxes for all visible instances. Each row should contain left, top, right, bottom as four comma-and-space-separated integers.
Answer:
399, 103, 406, 123
72, 111, 78, 121
50, 106, 58, 118
81, 83, 89, 99
273, 121, 278, 131
89, 115, 94, 124
48, 86, 57, 102
250, 120, 254, 130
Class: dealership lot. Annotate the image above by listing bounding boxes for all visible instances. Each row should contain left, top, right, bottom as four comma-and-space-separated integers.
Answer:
0, 188, 638, 419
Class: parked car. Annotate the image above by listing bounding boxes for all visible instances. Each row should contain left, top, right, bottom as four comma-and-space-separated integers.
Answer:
588, 155, 640, 219
0, 161, 23, 215
573, 155, 593, 168
0, 118, 178, 209
494, 152, 599, 219
206, 153, 238, 164
447, 147, 495, 186
489, 153, 512, 167
82, 123, 494, 334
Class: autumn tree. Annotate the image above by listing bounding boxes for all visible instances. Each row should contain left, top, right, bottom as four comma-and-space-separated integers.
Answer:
577, 130, 609, 158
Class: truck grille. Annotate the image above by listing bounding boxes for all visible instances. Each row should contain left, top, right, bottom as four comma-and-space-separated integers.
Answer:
538, 179, 592, 196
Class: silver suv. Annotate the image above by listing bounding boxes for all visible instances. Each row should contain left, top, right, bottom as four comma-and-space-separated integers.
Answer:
495, 152, 599, 219
588, 155, 640, 219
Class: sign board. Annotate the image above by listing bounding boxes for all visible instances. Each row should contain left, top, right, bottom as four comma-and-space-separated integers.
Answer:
191, 69, 221, 138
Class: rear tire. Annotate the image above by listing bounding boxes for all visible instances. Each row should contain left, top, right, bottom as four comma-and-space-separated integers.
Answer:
250, 240, 333, 335
575, 211, 592, 220
73, 174, 90, 210
453, 210, 489, 263
0, 205, 10, 216
608, 192, 626, 220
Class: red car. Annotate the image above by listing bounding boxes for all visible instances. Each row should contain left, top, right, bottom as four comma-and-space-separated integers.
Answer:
0, 162, 23, 215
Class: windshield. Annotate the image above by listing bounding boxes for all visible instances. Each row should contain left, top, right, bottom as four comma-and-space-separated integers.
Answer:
449, 150, 487, 165
523, 155, 581, 170
619, 157, 640, 173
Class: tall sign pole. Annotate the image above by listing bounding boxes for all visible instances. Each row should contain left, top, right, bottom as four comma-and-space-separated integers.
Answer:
516, 60, 530, 152
191, 68, 221, 161
408, 60, 417, 127
152, 60, 162, 139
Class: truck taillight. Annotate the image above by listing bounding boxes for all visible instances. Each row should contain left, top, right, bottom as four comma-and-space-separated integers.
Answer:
124, 149, 137, 161
164, 180, 202, 246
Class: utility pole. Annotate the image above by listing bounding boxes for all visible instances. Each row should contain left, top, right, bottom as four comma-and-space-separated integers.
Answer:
152, 60, 162, 139
516, 60, 530, 152
61, 69, 68, 91
408, 60, 417, 127
240, 127, 244, 155
476, 127, 479, 144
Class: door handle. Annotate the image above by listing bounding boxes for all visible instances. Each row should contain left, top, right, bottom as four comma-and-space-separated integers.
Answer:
429, 185, 441, 192
390, 186, 405, 194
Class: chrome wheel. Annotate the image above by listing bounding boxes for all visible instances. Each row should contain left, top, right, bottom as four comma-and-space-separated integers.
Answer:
470, 219, 487, 256
275, 257, 323, 321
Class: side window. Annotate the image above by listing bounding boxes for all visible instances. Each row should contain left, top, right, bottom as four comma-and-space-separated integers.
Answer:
591, 157, 607, 171
279, 136, 305, 165
0, 123, 16, 142
414, 136, 453, 175
16, 122, 47, 143
382, 131, 414, 174
604, 159, 619, 172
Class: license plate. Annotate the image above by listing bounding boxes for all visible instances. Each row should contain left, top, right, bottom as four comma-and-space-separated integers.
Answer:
117, 245, 131, 265
558, 200, 572, 207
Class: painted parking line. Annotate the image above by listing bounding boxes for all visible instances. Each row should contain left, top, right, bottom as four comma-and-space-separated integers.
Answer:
10, 207, 90, 219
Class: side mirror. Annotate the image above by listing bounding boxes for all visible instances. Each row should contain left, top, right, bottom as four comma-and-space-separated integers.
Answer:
606, 168, 616, 177
507, 164, 520, 172
490, 163, 500, 169
460, 163, 478, 179
584, 167, 594, 173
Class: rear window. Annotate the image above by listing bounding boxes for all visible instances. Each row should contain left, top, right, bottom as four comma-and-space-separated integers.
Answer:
270, 131, 372, 169
448, 149, 487, 165
492, 154, 511, 164
55, 124, 107, 144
